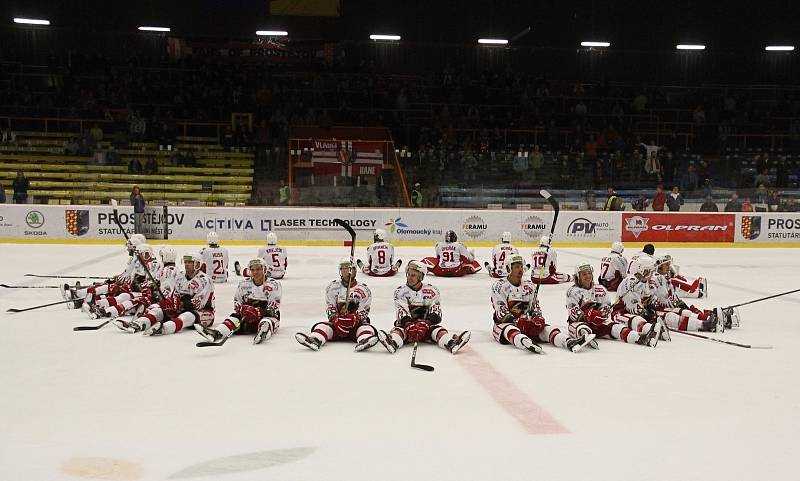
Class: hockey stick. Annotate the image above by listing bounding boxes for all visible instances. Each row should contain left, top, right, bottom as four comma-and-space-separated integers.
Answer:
724, 287, 800, 310
332, 218, 357, 315
1, 284, 61, 288
410, 342, 435, 371
196, 335, 231, 348
671, 329, 772, 349
73, 319, 113, 331
529, 190, 560, 311
7, 298, 86, 313
25, 274, 107, 279
109, 199, 166, 300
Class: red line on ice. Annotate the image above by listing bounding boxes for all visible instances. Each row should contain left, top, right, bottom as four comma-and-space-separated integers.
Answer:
456, 349, 568, 434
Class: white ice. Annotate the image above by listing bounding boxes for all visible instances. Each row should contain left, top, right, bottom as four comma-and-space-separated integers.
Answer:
0, 244, 798, 481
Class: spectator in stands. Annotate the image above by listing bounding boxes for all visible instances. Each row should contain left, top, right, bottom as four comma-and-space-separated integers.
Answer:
724, 193, 742, 212
411, 182, 423, 207
530, 144, 543, 178
1, 126, 16, 145
278, 180, 289, 205
681, 162, 699, 192
12, 171, 29, 204
128, 158, 143, 174
604, 187, 623, 211
767, 190, 781, 212
753, 169, 770, 187
583, 190, 596, 210
741, 197, 754, 212
145, 158, 158, 175
652, 184, 667, 211
667, 186, 684, 211
699, 195, 719, 212
754, 183, 768, 204
130, 186, 145, 235
64, 137, 80, 155
632, 195, 650, 211
90, 124, 104, 143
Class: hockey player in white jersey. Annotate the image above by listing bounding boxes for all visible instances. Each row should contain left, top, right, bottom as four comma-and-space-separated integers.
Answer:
612, 257, 665, 344
357, 229, 402, 277
492, 255, 594, 353
67, 233, 147, 309
196, 258, 282, 344
626, 243, 655, 274
90, 243, 163, 319
530, 236, 571, 284
485, 231, 521, 278
295, 258, 379, 352
375, 260, 471, 355
651, 254, 721, 333
200, 231, 229, 283
114, 252, 215, 335
235, 232, 288, 279
566, 261, 661, 347
598, 241, 628, 292
422, 230, 481, 277
666, 255, 708, 298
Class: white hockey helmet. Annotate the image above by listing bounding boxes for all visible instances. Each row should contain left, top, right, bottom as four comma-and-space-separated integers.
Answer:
406, 260, 428, 279
207, 231, 219, 246
655, 254, 672, 266
338, 256, 355, 269
128, 234, 145, 250
159, 246, 177, 264
248, 258, 266, 270
266, 232, 278, 245
501, 231, 512, 243
611, 241, 624, 254
135, 243, 154, 258
633, 257, 656, 280
374, 228, 386, 242
505, 254, 525, 273
539, 235, 551, 248
574, 262, 594, 286
132, 233, 146, 244
183, 252, 202, 265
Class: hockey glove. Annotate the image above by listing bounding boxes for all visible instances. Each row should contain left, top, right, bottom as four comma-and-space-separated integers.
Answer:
333, 312, 359, 338
404, 320, 431, 343
181, 294, 195, 312
517, 314, 545, 337
239, 305, 262, 323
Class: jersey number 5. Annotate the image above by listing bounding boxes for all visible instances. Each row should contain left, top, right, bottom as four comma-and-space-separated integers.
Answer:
271, 253, 281, 268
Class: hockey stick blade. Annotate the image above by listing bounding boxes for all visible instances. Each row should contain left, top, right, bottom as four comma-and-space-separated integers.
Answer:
24, 274, 106, 279
410, 342, 435, 372
7, 298, 82, 313
73, 320, 111, 331
196, 336, 230, 348
1, 284, 59, 288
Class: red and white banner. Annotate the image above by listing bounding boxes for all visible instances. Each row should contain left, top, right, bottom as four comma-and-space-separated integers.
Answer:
621, 213, 735, 243
304, 140, 385, 177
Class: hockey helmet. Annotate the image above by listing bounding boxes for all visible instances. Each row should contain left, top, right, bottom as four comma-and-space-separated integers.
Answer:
248, 257, 266, 272
633, 257, 656, 280
159, 246, 177, 264
207, 231, 219, 246
445, 230, 457, 242
406, 260, 428, 279
539, 235, 551, 248
501, 231, 512, 243
574, 262, 594, 287
611, 241, 624, 254
374, 228, 386, 243
505, 254, 526, 273
266, 232, 278, 245
135, 243, 154, 258
183, 252, 202, 265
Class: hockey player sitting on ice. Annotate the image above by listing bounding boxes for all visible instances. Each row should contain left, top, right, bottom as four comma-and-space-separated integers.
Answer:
530, 235, 571, 284
626, 243, 655, 274
567, 260, 662, 348
492, 255, 595, 353
609, 257, 666, 345
421, 230, 481, 277
235, 232, 288, 279
114, 252, 215, 335
196, 258, 281, 345
666, 256, 708, 299
65, 233, 147, 309
295, 258, 378, 352
598, 241, 628, 292
200, 231, 229, 283
485, 231, 526, 278
356, 228, 402, 277
651, 254, 737, 331
375, 260, 471, 355
88, 243, 163, 319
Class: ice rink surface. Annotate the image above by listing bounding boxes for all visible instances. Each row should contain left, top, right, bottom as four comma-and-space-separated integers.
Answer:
1, 243, 798, 481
